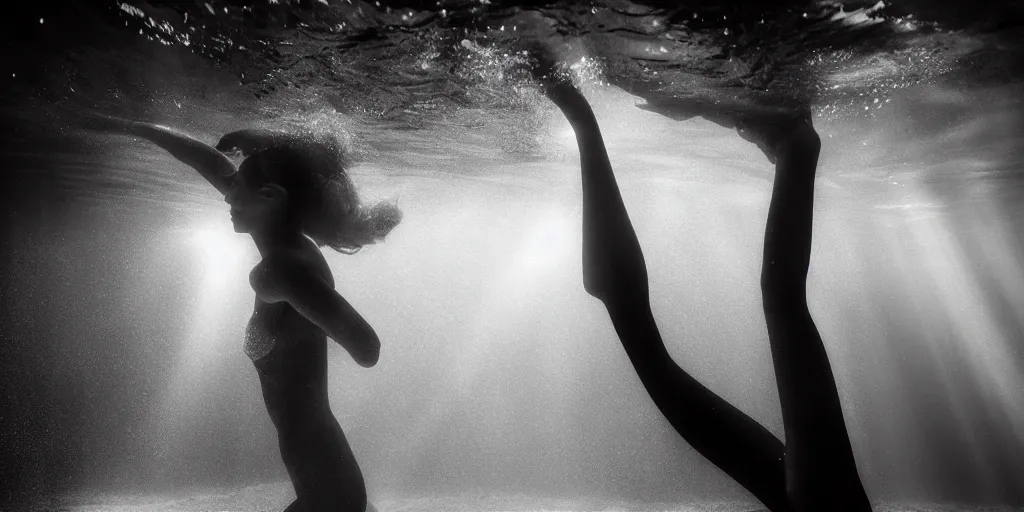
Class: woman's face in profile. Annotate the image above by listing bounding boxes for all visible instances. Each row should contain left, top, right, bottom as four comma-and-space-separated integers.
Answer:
225, 159, 284, 234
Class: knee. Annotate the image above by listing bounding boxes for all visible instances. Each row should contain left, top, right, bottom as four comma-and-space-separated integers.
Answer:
759, 267, 777, 297
759, 267, 788, 303
760, 277, 807, 317
582, 241, 649, 302
584, 265, 649, 305
582, 275, 609, 302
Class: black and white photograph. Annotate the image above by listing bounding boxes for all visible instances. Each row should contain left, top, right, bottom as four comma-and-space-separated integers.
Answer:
1, 1, 1022, 511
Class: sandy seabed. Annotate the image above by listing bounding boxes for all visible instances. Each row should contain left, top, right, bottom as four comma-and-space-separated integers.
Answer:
17, 483, 1021, 512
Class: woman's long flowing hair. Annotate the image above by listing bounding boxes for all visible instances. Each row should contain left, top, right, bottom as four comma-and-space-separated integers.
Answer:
239, 129, 402, 254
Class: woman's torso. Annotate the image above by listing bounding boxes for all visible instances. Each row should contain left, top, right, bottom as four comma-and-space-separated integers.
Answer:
244, 239, 335, 424
243, 240, 367, 505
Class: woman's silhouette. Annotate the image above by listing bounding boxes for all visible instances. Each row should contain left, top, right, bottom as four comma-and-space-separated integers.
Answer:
95, 117, 400, 512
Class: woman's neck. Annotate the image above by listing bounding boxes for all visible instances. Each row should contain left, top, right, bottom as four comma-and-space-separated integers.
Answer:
250, 225, 305, 258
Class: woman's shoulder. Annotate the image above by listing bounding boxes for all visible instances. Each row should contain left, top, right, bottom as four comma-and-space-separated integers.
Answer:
252, 245, 333, 289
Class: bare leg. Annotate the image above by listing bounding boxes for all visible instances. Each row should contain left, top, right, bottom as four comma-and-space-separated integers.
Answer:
605, 78, 874, 509
540, 76, 790, 511
757, 118, 871, 511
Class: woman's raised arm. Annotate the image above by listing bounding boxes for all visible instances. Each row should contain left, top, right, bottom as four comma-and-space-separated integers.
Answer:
90, 114, 236, 195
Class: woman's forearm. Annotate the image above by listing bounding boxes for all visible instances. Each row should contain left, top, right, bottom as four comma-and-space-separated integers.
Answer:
127, 122, 236, 194
130, 123, 235, 175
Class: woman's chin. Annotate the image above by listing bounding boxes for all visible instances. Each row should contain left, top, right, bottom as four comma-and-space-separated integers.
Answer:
230, 220, 249, 233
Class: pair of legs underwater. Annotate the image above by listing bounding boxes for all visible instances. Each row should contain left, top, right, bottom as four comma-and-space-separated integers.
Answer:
535, 58, 872, 511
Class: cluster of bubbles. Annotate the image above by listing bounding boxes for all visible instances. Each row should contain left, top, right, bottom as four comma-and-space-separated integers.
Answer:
118, 2, 193, 50
810, 36, 963, 121
113, 4, 298, 99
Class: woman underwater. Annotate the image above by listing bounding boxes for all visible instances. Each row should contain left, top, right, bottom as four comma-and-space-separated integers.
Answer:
95, 116, 401, 512
524, 41, 872, 512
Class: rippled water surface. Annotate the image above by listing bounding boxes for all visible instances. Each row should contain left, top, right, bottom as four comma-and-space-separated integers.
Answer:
4, 0, 1024, 205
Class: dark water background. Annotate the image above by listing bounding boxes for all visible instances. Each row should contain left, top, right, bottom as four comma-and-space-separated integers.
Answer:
2, 1, 1024, 510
